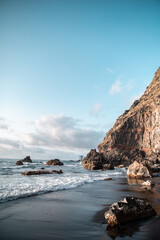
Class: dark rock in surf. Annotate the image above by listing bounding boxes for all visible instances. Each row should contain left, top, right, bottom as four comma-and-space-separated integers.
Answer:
16, 160, 23, 165
21, 156, 32, 163
82, 149, 106, 170
21, 169, 63, 176
82, 149, 115, 170
46, 159, 64, 166
16, 156, 32, 165
104, 178, 112, 181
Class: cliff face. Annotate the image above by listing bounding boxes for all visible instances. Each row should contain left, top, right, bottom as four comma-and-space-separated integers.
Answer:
98, 67, 160, 161
82, 67, 160, 170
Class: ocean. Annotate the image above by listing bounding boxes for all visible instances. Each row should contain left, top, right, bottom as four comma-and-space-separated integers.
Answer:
0, 158, 126, 203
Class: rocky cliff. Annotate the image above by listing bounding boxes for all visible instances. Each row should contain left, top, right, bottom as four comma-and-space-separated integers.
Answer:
82, 67, 160, 170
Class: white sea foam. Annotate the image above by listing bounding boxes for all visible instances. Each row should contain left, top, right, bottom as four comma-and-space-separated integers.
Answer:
0, 159, 126, 203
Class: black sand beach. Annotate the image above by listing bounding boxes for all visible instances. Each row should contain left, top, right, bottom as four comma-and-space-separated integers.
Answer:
0, 177, 160, 240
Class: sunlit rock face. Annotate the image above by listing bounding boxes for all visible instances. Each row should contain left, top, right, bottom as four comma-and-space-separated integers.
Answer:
98, 67, 160, 165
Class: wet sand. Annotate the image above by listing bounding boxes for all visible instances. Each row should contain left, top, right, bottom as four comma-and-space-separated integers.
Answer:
0, 177, 160, 240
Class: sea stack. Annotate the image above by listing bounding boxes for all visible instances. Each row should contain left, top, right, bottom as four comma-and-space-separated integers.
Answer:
15, 156, 32, 165
82, 67, 160, 170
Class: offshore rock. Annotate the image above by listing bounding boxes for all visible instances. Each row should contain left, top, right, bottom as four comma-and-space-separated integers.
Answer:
104, 178, 112, 181
46, 159, 64, 166
127, 161, 152, 179
21, 156, 32, 163
15, 156, 32, 165
21, 169, 63, 176
16, 160, 23, 165
97, 67, 160, 167
105, 197, 156, 229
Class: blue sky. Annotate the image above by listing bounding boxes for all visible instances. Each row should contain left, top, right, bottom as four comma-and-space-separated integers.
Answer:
0, 0, 160, 159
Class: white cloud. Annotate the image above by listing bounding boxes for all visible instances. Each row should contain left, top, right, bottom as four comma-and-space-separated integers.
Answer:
26, 115, 104, 150
109, 79, 122, 95
0, 115, 105, 159
0, 118, 9, 130
90, 103, 102, 116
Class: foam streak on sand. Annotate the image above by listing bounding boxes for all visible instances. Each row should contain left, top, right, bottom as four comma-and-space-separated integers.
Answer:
0, 159, 126, 203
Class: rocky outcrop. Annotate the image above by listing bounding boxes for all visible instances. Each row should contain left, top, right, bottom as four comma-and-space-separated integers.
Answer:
82, 149, 105, 170
151, 164, 160, 173
46, 159, 64, 166
21, 169, 63, 175
16, 156, 32, 165
82, 149, 114, 170
127, 161, 152, 179
98, 67, 160, 166
104, 197, 156, 229
16, 160, 23, 165
21, 156, 32, 163
83, 67, 160, 170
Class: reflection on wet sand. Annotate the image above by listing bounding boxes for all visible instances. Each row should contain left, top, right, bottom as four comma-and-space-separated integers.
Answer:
127, 177, 144, 185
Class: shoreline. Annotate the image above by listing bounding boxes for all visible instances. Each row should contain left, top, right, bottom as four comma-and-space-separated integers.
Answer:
0, 177, 160, 240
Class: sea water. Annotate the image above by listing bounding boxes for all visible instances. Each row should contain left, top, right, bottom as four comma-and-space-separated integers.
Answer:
0, 158, 126, 203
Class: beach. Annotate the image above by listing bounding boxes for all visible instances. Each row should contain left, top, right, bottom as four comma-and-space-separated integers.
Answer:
1, 177, 160, 240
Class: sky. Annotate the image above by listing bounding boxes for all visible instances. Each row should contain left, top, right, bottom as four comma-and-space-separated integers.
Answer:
0, 0, 160, 160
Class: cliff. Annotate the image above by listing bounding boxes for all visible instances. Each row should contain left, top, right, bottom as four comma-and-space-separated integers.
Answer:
82, 67, 160, 170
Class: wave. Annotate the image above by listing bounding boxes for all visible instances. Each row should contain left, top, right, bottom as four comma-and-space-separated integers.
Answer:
0, 169, 126, 203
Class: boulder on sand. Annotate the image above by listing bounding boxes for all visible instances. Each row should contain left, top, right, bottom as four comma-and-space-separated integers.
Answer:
104, 196, 156, 229
46, 159, 64, 166
141, 180, 155, 187
127, 161, 152, 179
141, 180, 155, 190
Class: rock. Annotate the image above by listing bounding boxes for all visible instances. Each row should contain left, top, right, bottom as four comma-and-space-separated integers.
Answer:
82, 149, 107, 170
41, 167, 45, 170
16, 156, 32, 165
104, 197, 156, 229
15, 160, 23, 165
117, 164, 125, 168
127, 161, 152, 179
157, 155, 160, 163
151, 164, 160, 173
21, 169, 63, 176
97, 67, 160, 166
104, 178, 112, 181
141, 180, 155, 189
103, 163, 115, 170
21, 156, 32, 163
46, 159, 64, 166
